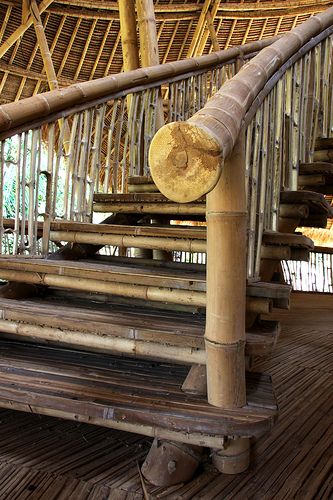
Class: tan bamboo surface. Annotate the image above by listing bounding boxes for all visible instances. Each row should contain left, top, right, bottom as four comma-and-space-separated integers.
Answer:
149, 7, 333, 202
0, 296, 280, 362
0, 292, 330, 497
0, 256, 291, 308
0, 36, 277, 137
205, 134, 247, 409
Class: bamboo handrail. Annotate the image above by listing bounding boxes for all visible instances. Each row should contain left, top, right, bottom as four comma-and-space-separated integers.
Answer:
0, 37, 278, 140
149, 7, 333, 203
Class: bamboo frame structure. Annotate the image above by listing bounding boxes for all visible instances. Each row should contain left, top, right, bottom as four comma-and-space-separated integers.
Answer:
149, 7, 333, 202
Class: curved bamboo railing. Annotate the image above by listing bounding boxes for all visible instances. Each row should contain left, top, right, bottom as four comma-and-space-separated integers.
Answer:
0, 37, 275, 257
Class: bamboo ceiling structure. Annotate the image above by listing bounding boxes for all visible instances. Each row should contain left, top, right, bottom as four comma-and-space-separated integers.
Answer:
0, 0, 332, 104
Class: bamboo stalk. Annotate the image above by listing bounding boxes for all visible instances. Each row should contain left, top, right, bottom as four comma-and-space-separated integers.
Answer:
205, 132, 247, 409
93, 202, 206, 214
49, 230, 207, 253
119, 0, 140, 72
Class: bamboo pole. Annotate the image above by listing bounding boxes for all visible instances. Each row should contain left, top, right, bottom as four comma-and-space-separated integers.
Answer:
49, 230, 207, 253
118, 0, 140, 72
30, 0, 58, 91
135, 0, 164, 130
205, 132, 247, 409
0, 0, 54, 59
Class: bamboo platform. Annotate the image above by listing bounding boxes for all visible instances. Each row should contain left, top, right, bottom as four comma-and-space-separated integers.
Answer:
0, 292, 330, 498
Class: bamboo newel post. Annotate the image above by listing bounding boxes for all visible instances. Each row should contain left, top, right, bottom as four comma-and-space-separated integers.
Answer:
205, 131, 247, 409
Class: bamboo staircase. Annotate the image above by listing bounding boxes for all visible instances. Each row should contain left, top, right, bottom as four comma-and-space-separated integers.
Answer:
0, 9, 332, 486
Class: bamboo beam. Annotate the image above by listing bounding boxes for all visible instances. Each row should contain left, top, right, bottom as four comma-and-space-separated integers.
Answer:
205, 10, 220, 52
136, 0, 159, 67
29, 0, 58, 91
197, 0, 220, 56
187, 0, 212, 58
119, 0, 139, 72
90, 20, 112, 79
204, 131, 247, 409
0, 0, 54, 59
74, 18, 97, 80
0, 60, 74, 86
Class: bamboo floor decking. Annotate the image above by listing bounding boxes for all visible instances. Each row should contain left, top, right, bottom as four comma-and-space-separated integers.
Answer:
0, 292, 331, 499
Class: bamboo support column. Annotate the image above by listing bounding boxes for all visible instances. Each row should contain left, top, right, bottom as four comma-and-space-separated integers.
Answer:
135, 0, 164, 130
205, 131, 247, 409
118, 0, 140, 72
204, 131, 249, 473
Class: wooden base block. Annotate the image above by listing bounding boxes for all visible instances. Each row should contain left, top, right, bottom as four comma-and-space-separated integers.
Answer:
212, 438, 250, 474
182, 364, 207, 395
141, 439, 203, 487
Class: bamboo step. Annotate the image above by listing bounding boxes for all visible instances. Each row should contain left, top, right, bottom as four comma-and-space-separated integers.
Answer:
93, 192, 205, 216
0, 296, 280, 363
49, 222, 313, 260
0, 340, 277, 446
298, 162, 333, 194
128, 175, 158, 193
280, 191, 333, 221
314, 138, 333, 162
315, 137, 333, 150
0, 257, 292, 310
261, 231, 313, 261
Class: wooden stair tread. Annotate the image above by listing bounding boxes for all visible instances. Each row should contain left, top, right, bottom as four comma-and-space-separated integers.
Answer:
0, 340, 277, 442
280, 191, 333, 216
94, 193, 205, 203
0, 256, 291, 301
315, 138, 333, 150
0, 297, 279, 357
299, 162, 333, 175
262, 231, 314, 249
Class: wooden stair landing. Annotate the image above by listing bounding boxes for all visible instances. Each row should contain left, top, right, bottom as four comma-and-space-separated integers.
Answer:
0, 340, 277, 447
0, 296, 280, 362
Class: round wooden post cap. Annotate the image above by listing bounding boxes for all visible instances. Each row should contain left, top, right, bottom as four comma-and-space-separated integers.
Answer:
149, 121, 222, 203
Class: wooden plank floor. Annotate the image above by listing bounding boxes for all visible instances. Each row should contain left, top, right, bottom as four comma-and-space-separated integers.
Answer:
0, 292, 331, 499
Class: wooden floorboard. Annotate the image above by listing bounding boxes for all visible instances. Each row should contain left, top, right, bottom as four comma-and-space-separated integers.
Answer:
0, 292, 331, 499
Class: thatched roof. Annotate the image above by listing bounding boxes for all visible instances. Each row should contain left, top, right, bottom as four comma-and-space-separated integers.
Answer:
0, 0, 332, 104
